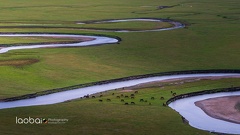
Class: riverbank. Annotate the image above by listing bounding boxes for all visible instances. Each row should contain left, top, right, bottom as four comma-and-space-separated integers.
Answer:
195, 95, 240, 124
1, 70, 240, 102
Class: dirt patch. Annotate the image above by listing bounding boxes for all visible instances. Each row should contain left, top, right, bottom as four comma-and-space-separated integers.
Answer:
126, 76, 240, 90
120, 90, 133, 92
195, 96, 240, 124
0, 36, 95, 47
0, 59, 39, 67
48, 36, 95, 42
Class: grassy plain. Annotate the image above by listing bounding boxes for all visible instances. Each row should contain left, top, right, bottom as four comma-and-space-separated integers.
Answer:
1, 79, 240, 135
0, 0, 239, 134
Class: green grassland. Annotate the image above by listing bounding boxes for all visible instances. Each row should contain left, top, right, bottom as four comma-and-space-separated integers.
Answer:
1, 79, 239, 135
0, 0, 239, 134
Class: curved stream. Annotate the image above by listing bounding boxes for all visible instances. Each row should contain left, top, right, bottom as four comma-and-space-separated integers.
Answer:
169, 91, 240, 134
0, 73, 239, 110
0, 19, 239, 134
0, 34, 119, 54
77, 18, 184, 32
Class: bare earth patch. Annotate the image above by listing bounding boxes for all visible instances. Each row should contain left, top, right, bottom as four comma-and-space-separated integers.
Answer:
120, 90, 133, 92
0, 59, 39, 67
195, 96, 240, 124
126, 76, 240, 90
0, 36, 95, 47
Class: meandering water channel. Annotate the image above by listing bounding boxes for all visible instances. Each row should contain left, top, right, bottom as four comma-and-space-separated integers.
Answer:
77, 18, 184, 32
169, 91, 240, 134
0, 19, 239, 134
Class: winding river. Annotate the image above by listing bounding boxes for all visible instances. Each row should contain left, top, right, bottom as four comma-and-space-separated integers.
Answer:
169, 92, 240, 134
0, 73, 239, 110
77, 18, 185, 32
0, 19, 239, 134
0, 34, 119, 54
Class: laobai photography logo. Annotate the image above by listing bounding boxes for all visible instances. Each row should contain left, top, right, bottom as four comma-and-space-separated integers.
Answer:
16, 116, 68, 124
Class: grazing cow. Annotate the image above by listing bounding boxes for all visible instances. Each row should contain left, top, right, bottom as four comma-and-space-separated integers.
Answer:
112, 93, 115, 95
171, 91, 173, 93
124, 102, 129, 105
107, 98, 111, 102
121, 99, 125, 102
131, 102, 135, 105
151, 97, 155, 100
100, 95, 103, 97
144, 100, 148, 102
130, 94, 135, 97
131, 97, 134, 99
172, 93, 177, 96
134, 91, 138, 94
140, 99, 144, 102
163, 103, 167, 107
84, 95, 89, 98
160, 97, 164, 100
125, 96, 129, 98
149, 103, 152, 105
99, 99, 103, 102
92, 96, 95, 98
121, 94, 124, 97
116, 96, 120, 98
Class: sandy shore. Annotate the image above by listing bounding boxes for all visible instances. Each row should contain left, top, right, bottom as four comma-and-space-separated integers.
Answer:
195, 96, 240, 124
126, 75, 240, 90
48, 36, 95, 42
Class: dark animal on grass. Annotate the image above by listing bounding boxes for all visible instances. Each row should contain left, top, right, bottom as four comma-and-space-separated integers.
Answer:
130, 94, 135, 97
121, 99, 124, 102
151, 97, 155, 100
100, 95, 103, 97
144, 100, 148, 102
172, 93, 177, 96
92, 96, 95, 98
112, 93, 115, 95
163, 103, 167, 107
121, 94, 124, 97
116, 96, 120, 98
125, 102, 129, 105
135, 91, 138, 94
140, 99, 144, 102
149, 103, 152, 105
131, 102, 135, 105
84, 95, 89, 98
99, 99, 103, 102
125, 96, 129, 98
107, 98, 111, 102
160, 97, 164, 100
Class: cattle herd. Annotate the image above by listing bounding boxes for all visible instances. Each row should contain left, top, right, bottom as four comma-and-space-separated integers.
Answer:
82, 89, 178, 106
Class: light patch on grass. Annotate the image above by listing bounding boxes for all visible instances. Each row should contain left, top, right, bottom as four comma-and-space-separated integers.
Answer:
0, 59, 39, 67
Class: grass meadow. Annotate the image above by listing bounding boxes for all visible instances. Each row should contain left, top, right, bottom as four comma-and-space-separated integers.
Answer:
0, 0, 239, 134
